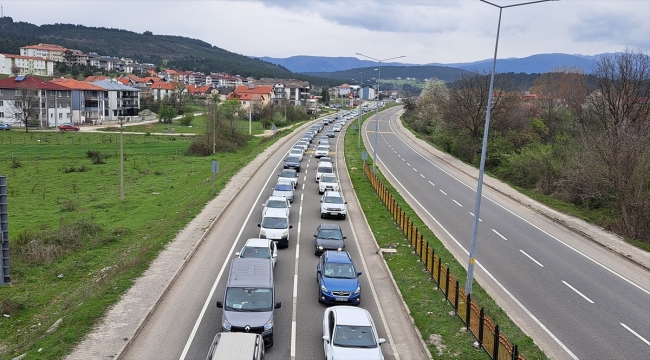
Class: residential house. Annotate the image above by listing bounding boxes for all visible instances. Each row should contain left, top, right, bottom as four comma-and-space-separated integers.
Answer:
149, 81, 179, 101
209, 73, 244, 88
184, 84, 213, 99
253, 79, 311, 107
90, 79, 141, 123
358, 87, 376, 100
0, 75, 71, 128
0, 54, 55, 76
212, 86, 235, 103
19, 43, 67, 63
227, 85, 274, 109
64, 49, 88, 66
49, 77, 106, 125
163, 69, 182, 82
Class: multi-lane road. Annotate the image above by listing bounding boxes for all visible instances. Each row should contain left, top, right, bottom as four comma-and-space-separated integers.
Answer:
362, 106, 650, 360
121, 114, 429, 360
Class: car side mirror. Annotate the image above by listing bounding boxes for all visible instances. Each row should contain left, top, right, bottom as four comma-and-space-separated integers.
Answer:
344, 202, 347, 204
216, 301, 223, 308
317, 268, 321, 274
275, 302, 282, 309
289, 225, 293, 229
235, 252, 240, 256
343, 236, 347, 239
357, 271, 362, 276
378, 338, 386, 345
313, 234, 317, 238
272, 253, 277, 258
258, 224, 261, 228
320, 200, 323, 203
322, 335, 330, 343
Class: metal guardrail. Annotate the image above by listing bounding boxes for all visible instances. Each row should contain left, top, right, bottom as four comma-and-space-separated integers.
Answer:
363, 162, 527, 360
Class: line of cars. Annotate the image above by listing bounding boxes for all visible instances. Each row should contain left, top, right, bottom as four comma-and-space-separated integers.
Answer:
207, 112, 386, 359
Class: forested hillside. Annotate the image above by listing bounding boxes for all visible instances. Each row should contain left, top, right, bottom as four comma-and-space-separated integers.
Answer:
0, 17, 337, 85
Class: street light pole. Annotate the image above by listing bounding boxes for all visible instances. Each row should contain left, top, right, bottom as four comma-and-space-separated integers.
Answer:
119, 117, 125, 201
355, 53, 405, 173
349, 68, 378, 148
465, 0, 556, 296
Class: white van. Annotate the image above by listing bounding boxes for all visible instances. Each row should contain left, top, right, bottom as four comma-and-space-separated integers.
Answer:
206, 332, 265, 360
258, 208, 292, 248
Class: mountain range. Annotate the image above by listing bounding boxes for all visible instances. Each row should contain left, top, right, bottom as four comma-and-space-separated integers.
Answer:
259, 53, 604, 75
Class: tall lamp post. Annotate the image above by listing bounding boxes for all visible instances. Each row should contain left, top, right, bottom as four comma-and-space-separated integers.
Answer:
355, 53, 405, 173
350, 68, 378, 148
465, 0, 556, 296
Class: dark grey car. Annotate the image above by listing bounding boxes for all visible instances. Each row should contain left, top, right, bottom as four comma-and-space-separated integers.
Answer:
314, 223, 346, 255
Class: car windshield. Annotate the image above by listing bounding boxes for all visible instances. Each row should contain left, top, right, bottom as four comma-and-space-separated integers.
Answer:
333, 325, 377, 348
324, 196, 344, 204
266, 200, 287, 208
317, 229, 343, 240
225, 287, 273, 312
274, 184, 293, 191
321, 177, 337, 183
323, 263, 356, 279
291, 149, 301, 154
262, 217, 288, 229
318, 167, 333, 174
240, 246, 271, 259
280, 170, 296, 178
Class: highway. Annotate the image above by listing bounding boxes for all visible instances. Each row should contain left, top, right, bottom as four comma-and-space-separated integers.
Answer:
362, 106, 650, 359
121, 115, 428, 360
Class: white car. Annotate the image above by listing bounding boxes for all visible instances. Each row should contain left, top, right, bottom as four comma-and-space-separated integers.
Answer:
316, 163, 334, 182
318, 174, 340, 194
278, 168, 299, 189
295, 141, 309, 152
320, 191, 347, 219
272, 178, 294, 203
315, 146, 329, 158
236, 238, 278, 269
322, 306, 385, 360
262, 195, 291, 218
289, 148, 304, 161
333, 124, 342, 132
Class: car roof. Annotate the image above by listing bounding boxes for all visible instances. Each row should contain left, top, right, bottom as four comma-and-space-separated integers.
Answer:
280, 169, 297, 174
266, 195, 288, 203
318, 223, 341, 230
320, 173, 337, 179
244, 238, 273, 247
323, 250, 353, 264
263, 208, 289, 217
323, 190, 343, 197
276, 178, 293, 185
332, 306, 372, 326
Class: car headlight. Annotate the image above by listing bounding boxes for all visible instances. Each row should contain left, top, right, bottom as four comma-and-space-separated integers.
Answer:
354, 286, 361, 294
222, 317, 232, 331
321, 284, 329, 292
318, 245, 324, 250
281, 230, 289, 238
264, 318, 274, 331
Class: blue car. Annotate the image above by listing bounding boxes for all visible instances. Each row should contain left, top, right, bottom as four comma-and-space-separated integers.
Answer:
0, 123, 11, 131
317, 251, 361, 305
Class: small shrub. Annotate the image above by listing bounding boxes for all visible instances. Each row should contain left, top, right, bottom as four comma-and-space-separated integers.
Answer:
63, 166, 76, 173
179, 113, 194, 126
186, 139, 212, 156
10, 158, 21, 168
77, 165, 88, 172
59, 199, 77, 212
86, 150, 101, 159
154, 170, 165, 175
145, 131, 152, 136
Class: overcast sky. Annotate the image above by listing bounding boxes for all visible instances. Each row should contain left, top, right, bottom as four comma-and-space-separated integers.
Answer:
2, 0, 649, 64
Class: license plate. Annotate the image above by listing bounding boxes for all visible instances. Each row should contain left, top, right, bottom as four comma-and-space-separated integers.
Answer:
335, 297, 347, 302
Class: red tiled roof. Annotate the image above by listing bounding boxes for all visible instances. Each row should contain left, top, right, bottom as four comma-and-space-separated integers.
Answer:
151, 82, 176, 90
0, 75, 68, 90
85, 75, 108, 82
21, 43, 67, 52
49, 77, 105, 90
234, 85, 273, 95
1, 54, 49, 61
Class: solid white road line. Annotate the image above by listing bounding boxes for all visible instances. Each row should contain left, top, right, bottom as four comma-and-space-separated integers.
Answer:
620, 323, 650, 346
520, 249, 544, 267
562, 281, 594, 304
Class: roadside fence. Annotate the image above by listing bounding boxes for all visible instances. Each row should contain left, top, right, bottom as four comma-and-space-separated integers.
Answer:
364, 161, 527, 360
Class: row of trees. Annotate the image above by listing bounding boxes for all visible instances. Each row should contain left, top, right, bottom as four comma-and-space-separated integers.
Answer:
403, 49, 650, 243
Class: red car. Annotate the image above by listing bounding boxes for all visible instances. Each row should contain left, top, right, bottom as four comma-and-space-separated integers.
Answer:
58, 123, 80, 131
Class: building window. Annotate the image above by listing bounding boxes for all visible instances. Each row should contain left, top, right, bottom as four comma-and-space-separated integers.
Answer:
67, 113, 71, 119
15, 101, 22, 107
0, 101, 3, 106
0, 112, 4, 118
59, 113, 62, 119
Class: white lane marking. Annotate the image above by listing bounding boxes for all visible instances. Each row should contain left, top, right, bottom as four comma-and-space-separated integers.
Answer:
492, 229, 507, 240
179, 154, 282, 360
302, 183, 305, 190
620, 323, 650, 346
469, 212, 483, 221
439, 189, 447, 196
428, 181, 435, 187
406, 162, 411, 166
371, 146, 578, 359
420, 174, 425, 179
398, 154, 402, 158
453, 200, 462, 207
385, 114, 649, 296
562, 281, 594, 304
394, 150, 397, 154
412, 168, 418, 172
401, 158, 405, 161
304, 169, 308, 174
520, 249, 544, 267
291, 193, 304, 359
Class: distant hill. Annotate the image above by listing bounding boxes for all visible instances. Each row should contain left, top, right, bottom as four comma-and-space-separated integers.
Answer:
0, 17, 338, 86
303, 66, 469, 83
428, 53, 597, 74
262, 53, 602, 75
258, 55, 411, 73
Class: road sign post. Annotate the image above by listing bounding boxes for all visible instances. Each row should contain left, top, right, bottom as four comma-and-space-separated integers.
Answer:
211, 160, 220, 195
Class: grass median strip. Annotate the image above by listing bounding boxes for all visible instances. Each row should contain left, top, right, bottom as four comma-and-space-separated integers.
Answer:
344, 106, 547, 360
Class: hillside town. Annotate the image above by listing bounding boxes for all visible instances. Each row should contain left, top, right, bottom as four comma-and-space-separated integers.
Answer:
0, 43, 386, 129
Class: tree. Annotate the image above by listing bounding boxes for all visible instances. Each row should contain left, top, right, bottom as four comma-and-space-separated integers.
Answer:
158, 105, 176, 124
8, 85, 40, 132
567, 48, 650, 242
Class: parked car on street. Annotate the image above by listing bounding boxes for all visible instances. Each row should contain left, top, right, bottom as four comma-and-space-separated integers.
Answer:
58, 122, 80, 131
0, 123, 12, 131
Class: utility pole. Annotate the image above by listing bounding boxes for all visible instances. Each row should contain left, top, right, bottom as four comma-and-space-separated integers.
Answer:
119, 118, 125, 201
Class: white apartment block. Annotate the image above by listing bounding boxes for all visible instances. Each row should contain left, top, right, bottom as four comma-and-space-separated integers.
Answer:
0, 54, 54, 76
